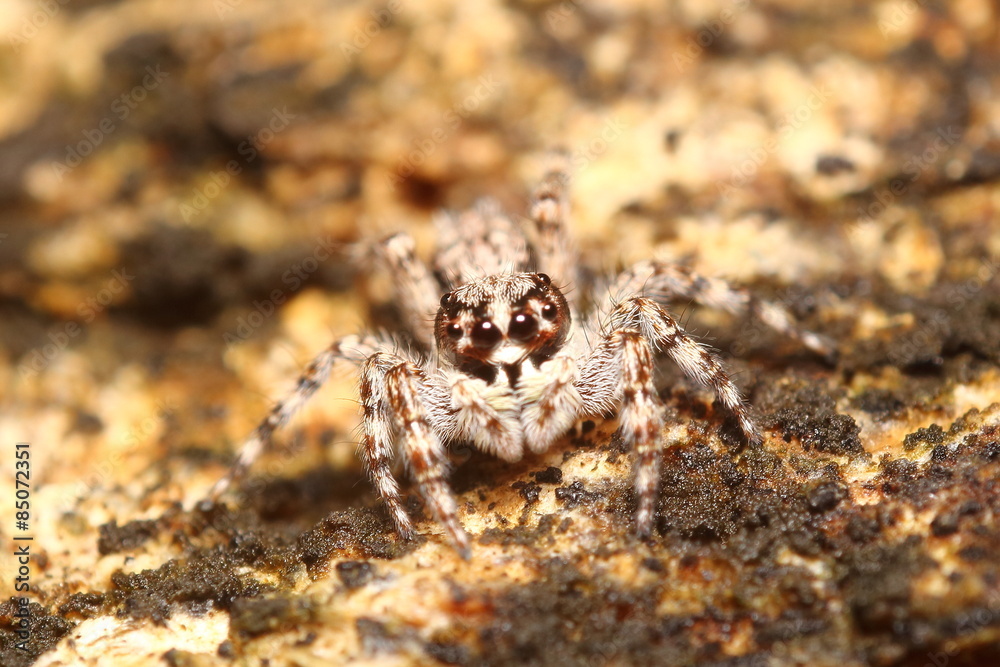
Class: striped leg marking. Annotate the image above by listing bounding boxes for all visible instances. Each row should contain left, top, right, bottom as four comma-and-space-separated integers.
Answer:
363, 353, 470, 558
207, 334, 381, 502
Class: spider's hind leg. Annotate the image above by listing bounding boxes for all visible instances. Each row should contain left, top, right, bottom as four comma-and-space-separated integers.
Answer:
595, 260, 835, 359
374, 233, 442, 349
523, 155, 579, 297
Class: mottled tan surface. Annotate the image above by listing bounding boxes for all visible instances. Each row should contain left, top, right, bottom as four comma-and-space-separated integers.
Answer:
2, 0, 1000, 665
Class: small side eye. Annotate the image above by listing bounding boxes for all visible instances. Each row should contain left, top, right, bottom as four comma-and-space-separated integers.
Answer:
541, 302, 558, 320
537, 273, 551, 287
471, 320, 502, 349
508, 313, 538, 341
446, 323, 463, 339
440, 292, 452, 308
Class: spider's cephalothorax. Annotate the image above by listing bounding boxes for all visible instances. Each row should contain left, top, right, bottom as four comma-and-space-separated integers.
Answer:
208, 161, 834, 559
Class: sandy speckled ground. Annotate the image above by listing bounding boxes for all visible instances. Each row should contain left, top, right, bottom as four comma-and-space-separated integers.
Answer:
2, 1, 1000, 665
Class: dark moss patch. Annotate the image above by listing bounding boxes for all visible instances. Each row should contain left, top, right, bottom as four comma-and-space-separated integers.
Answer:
757, 381, 865, 456
87, 500, 410, 627
903, 423, 947, 451
655, 442, 748, 541
846, 507, 884, 544
852, 388, 907, 419
805, 480, 846, 513
930, 511, 960, 537
98, 518, 161, 555
109, 549, 272, 624
554, 480, 601, 509
511, 480, 541, 505
533, 466, 563, 484
297, 508, 411, 576
229, 596, 318, 639
58, 592, 108, 620
479, 514, 558, 549
468, 560, 761, 666
841, 278, 1000, 373
837, 537, 935, 661
335, 561, 374, 590
424, 640, 471, 665
0, 599, 75, 667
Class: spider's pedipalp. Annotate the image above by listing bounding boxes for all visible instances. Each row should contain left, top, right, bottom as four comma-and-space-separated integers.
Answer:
448, 373, 524, 461
517, 354, 583, 454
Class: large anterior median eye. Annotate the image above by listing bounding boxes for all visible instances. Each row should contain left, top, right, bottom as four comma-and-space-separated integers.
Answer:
508, 312, 538, 341
471, 320, 502, 349
446, 323, 463, 339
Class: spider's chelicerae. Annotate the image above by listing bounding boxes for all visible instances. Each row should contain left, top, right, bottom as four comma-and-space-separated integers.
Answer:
208, 163, 833, 559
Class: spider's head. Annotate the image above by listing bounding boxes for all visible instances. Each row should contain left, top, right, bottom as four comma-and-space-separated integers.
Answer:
435, 272, 571, 372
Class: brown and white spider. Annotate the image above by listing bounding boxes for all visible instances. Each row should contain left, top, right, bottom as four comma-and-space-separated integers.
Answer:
207, 161, 833, 559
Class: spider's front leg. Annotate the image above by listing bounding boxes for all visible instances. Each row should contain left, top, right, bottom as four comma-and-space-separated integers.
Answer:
577, 296, 761, 537
360, 352, 471, 558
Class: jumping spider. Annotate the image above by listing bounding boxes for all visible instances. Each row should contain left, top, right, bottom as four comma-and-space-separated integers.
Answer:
208, 162, 833, 558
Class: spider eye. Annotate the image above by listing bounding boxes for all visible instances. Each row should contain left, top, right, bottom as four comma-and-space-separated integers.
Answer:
440, 292, 452, 308
537, 273, 551, 287
541, 302, 558, 321
508, 312, 538, 342
446, 323, 463, 339
471, 320, 502, 349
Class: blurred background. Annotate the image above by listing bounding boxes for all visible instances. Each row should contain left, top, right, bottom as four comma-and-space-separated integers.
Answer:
1, 0, 1000, 665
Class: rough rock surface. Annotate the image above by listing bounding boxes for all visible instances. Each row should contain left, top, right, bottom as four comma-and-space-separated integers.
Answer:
2, 1, 1000, 665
